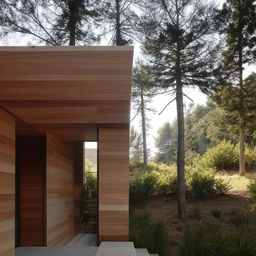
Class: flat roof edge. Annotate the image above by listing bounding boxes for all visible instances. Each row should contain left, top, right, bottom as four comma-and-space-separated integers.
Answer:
0, 46, 134, 52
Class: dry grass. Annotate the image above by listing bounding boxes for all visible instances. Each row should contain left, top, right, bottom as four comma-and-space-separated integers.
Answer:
133, 193, 253, 254
216, 171, 250, 196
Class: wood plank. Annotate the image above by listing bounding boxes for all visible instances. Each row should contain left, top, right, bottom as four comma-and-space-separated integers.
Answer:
46, 134, 75, 246
0, 108, 15, 256
98, 125, 129, 242
0, 101, 130, 124
0, 47, 133, 102
36, 124, 97, 142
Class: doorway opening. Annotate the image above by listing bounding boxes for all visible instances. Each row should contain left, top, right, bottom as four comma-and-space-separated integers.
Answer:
15, 136, 45, 248
80, 142, 98, 236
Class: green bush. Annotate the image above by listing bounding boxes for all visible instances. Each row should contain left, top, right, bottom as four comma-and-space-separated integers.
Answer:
178, 221, 256, 256
81, 167, 97, 224
192, 141, 256, 172
83, 171, 97, 200
211, 209, 222, 220
189, 206, 202, 220
130, 211, 169, 256
188, 168, 231, 199
129, 162, 231, 204
129, 163, 177, 205
245, 146, 256, 171
193, 140, 239, 170
229, 210, 250, 226
130, 172, 158, 205
248, 177, 256, 201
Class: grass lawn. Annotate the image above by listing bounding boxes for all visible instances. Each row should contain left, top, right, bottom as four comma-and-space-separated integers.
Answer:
216, 171, 250, 195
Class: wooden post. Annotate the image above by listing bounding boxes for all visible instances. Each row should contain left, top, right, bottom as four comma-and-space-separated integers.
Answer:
98, 124, 129, 242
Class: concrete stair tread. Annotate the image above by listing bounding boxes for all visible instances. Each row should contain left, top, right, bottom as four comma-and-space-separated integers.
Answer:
16, 246, 98, 256
95, 242, 136, 256
100, 242, 135, 248
135, 248, 150, 256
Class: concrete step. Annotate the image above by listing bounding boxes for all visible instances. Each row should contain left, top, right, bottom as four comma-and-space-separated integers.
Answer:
95, 242, 136, 256
16, 246, 98, 256
136, 248, 150, 256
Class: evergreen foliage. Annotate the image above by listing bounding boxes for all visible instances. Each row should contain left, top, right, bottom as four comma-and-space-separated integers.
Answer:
0, 0, 102, 45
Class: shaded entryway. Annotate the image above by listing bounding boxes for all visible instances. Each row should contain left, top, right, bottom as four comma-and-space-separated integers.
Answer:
15, 135, 46, 247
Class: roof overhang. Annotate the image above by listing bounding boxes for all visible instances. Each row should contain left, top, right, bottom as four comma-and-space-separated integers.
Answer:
0, 46, 133, 141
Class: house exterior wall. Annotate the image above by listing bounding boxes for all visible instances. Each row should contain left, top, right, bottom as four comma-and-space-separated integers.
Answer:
0, 47, 133, 253
0, 108, 15, 256
98, 124, 129, 242
46, 134, 75, 246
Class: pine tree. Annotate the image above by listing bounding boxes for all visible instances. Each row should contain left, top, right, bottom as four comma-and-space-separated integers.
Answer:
215, 0, 256, 175
214, 72, 256, 163
129, 126, 143, 162
0, 0, 102, 45
102, 0, 139, 46
140, 0, 218, 219
50, 0, 102, 45
132, 63, 156, 166
155, 122, 177, 165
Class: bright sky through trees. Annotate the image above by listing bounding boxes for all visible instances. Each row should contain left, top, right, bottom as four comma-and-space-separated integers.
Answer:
0, 0, 254, 154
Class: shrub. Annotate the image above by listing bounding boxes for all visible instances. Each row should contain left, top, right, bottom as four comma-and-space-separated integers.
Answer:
130, 211, 169, 256
189, 171, 216, 199
248, 176, 256, 202
189, 206, 202, 220
83, 171, 97, 200
129, 162, 231, 204
129, 163, 177, 205
229, 210, 250, 226
244, 145, 256, 171
192, 141, 256, 172
178, 221, 256, 256
129, 172, 158, 205
211, 209, 222, 220
188, 169, 231, 199
81, 168, 97, 224
193, 140, 239, 170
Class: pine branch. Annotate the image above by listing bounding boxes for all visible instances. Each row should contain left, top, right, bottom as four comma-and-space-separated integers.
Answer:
159, 97, 176, 115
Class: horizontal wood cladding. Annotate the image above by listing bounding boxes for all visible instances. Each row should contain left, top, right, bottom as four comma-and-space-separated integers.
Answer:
46, 134, 75, 246
0, 108, 15, 256
0, 47, 133, 101
0, 100, 130, 124
36, 124, 97, 142
98, 125, 129, 242
16, 120, 97, 142
0, 80, 131, 101
17, 136, 45, 246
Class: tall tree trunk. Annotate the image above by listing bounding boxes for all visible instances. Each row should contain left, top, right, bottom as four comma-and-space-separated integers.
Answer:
176, 47, 187, 219
239, 115, 245, 175
69, 0, 76, 46
115, 0, 122, 46
176, 81, 187, 219
140, 85, 148, 166
175, 0, 187, 219
238, 0, 245, 175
